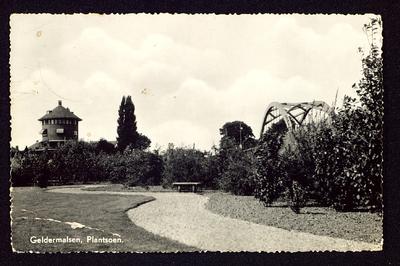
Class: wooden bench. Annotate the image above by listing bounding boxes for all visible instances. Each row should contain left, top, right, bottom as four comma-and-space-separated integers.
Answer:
47, 180, 61, 186
172, 182, 202, 193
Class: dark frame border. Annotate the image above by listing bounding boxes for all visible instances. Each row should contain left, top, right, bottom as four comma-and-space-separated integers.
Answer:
1, 1, 399, 265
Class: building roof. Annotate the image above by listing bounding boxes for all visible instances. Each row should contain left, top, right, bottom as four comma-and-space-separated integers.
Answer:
38, 100, 82, 121
29, 141, 42, 150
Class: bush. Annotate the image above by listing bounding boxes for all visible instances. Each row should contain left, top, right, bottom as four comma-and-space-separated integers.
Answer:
161, 144, 217, 188
50, 141, 99, 184
104, 145, 163, 187
253, 119, 287, 205
218, 145, 256, 196
254, 103, 381, 213
11, 150, 36, 186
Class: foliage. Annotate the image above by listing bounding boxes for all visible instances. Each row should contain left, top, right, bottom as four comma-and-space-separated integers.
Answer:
122, 145, 163, 187
252, 17, 382, 213
51, 141, 101, 184
11, 139, 162, 187
354, 17, 383, 210
219, 121, 257, 150
202, 147, 220, 189
97, 145, 163, 187
217, 121, 258, 194
279, 122, 336, 212
96, 138, 116, 154
10, 148, 54, 187
161, 144, 217, 188
117, 95, 139, 151
218, 142, 256, 196
322, 17, 383, 211
253, 119, 287, 205
11, 150, 37, 186
136, 133, 151, 150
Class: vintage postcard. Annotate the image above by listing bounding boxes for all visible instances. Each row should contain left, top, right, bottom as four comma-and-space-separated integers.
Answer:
10, 14, 383, 253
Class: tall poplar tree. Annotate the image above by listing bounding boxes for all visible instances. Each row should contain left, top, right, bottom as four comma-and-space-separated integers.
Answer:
117, 95, 139, 151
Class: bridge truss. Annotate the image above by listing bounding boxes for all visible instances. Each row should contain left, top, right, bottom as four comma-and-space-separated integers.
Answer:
260, 101, 332, 138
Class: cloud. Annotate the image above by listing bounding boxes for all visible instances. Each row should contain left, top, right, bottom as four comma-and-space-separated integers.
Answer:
10, 14, 375, 151
219, 69, 326, 138
129, 60, 183, 95
54, 27, 138, 84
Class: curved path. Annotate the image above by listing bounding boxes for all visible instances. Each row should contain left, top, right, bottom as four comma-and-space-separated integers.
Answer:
49, 186, 381, 252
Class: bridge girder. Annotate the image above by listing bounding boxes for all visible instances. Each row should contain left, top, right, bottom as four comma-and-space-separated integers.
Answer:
260, 101, 332, 138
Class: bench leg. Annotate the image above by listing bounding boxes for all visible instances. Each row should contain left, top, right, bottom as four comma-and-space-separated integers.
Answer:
192, 185, 196, 193
178, 186, 181, 192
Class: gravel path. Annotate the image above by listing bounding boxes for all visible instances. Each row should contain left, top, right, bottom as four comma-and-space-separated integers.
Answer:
48, 186, 381, 252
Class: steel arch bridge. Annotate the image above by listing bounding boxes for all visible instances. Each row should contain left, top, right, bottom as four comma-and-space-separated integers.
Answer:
260, 101, 332, 138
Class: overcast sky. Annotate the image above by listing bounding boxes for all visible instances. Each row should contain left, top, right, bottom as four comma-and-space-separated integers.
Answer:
10, 14, 378, 151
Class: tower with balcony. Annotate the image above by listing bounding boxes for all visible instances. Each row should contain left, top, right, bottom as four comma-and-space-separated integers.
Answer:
37, 100, 82, 149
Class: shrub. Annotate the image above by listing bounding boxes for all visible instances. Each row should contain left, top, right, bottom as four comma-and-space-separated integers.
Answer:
253, 119, 287, 205
218, 145, 256, 196
161, 144, 216, 187
10, 150, 36, 186
51, 141, 99, 184
105, 145, 163, 187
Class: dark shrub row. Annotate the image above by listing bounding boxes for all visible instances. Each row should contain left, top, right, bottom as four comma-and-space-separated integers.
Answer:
11, 141, 163, 187
11, 141, 218, 189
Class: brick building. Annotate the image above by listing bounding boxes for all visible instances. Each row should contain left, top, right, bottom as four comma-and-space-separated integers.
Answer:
34, 100, 82, 150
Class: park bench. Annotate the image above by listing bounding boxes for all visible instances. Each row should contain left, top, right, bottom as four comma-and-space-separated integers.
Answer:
172, 182, 202, 193
47, 179, 61, 186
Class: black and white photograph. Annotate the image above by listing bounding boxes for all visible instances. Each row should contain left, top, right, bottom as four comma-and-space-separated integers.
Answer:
9, 13, 383, 253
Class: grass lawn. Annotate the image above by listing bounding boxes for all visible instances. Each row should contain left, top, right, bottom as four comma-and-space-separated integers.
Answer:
11, 186, 200, 253
205, 192, 383, 245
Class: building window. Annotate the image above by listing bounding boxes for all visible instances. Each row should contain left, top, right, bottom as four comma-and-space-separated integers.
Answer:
39, 129, 48, 137
51, 119, 54, 124
74, 131, 78, 136
74, 120, 77, 125
56, 128, 64, 134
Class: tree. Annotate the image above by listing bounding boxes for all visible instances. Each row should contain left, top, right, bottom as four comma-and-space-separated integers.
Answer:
218, 145, 257, 195
217, 121, 257, 194
347, 17, 383, 211
161, 145, 210, 186
96, 138, 116, 154
358, 18, 383, 211
117, 95, 139, 151
253, 119, 288, 205
136, 133, 151, 150
219, 121, 257, 150
51, 140, 100, 183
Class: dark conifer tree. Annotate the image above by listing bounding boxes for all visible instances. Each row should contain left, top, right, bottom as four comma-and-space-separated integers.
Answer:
117, 95, 139, 151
